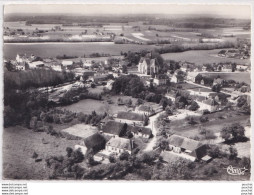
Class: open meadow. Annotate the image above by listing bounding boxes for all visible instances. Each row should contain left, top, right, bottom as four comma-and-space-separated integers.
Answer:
161, 49, 250, 65
3, 126, 78, 180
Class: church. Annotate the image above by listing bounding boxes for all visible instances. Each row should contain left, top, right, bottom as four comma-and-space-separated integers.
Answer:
138, 53, 159, 75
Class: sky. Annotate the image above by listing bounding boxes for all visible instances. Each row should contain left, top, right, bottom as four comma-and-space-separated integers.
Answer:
4, 4, 251, 19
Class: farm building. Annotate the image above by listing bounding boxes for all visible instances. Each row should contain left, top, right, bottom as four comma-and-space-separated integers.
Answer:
135, 103, 163, 116
102, 121, 128, 137
28, 61, 44, 69
153, 74, 169, 86
128, 126, 153, 139
187, 72, 199, 83
75, 133, 106, 155
196, 98, 219, 112
62, 60, 73, 66
167, 134, 210, 162
106, 137, 133, 155
115, 111, 145, 126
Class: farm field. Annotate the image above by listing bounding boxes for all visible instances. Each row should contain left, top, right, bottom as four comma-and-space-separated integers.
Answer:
200, 72, 251, 85
161, 49, 250, 65
61, 95, 138, 115
4, 42, 159, 59
62, 124, 98, 139
3, 126, 77, 180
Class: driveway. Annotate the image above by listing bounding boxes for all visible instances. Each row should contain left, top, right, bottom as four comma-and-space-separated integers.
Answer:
143, 111, 164, 151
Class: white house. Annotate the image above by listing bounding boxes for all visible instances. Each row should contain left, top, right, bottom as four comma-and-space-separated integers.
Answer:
106, 137, 133, 155
51, 65, 62, 72
62, 60, 73, 66
28, 61, 44, 69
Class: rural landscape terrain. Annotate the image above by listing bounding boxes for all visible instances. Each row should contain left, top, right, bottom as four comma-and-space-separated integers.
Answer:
3, 4, 251, 180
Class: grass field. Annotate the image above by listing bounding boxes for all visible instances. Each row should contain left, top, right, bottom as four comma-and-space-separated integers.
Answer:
3, 126, 78, 180
161, 49, 250, 65
4, 42, 160, 59
62, 124, 98, 139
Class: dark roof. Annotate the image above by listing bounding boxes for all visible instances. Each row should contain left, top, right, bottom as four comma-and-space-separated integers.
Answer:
156, 74, 169, 79
203, 99, 219, 106
168, 135, 208, 159
106, 137, 132, 151
84, 133, 106, 151
190, 144, 210, 159
128, 126, 152, 136
117, 112, 144, 121
102, 121, 126, 136
168, 135, 201, 151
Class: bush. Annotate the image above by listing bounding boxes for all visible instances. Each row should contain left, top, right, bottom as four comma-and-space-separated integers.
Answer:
200, 116, 209, 123
119, 151, 130, 161
202, 109, 210, 115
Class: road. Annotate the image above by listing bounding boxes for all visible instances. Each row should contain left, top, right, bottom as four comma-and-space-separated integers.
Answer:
185, 80, 235, 97
143, 111, 164, 152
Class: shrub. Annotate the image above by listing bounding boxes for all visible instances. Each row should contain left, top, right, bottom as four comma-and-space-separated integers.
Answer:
119, 151, 130, 161
200, 116, 209, 123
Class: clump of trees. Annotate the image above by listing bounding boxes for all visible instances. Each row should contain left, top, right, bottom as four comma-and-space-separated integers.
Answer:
221, 123, 247, 143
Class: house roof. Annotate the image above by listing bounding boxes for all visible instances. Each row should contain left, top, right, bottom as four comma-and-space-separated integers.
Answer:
213, 78, 223, 85
203, 98, 219, 106
187, 72, 199, 78
62, 60, 73, 66
128, 126, 152, 136
84, 133, 106, 150
156, 74, 169, 79
106, 137, 132, 151
168, 134, 201, 151
168, 134, 209, 159
29, 61, 44, 66
102, 121, 126, 136
117, 112, 144, 121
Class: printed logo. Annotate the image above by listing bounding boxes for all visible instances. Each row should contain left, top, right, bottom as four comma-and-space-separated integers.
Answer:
225, 165, 248, 176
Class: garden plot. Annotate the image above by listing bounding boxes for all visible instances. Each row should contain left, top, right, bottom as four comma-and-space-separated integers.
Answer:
132, 33, 150, 41
62, 124, 98, 139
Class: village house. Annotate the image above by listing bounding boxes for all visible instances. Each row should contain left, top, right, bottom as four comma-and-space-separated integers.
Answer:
15, 61, 26, 71
162, 134, 211, 162
28, 61, 44, 69
62, 60, 73, 67
153, 74, 169, 86
237, 64, 249, 72
222, 64, 232, 72
135, 103, 163, 116
198, 98, 219, 112
51, 64, 62, 72
213, 78, 224, 86
75, 133, 106, 155
128, 126, 153, 139
82, 59, 93, 67
115, 111, 146, 126
187, 72, 199, 83
171, 74, 184, 83
101, 121, 128, 137
105, 136, 133, 155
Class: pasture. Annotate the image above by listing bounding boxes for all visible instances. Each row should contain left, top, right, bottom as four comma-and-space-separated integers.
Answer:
3, 126, 77, 179
161, 49, 250, 65
62, 124, 98, 139
4, 42, 159, 59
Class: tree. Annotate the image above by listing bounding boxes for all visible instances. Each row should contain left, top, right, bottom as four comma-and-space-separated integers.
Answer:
188, 101, 200, 111
212, 84, 221, 93
122, 65, 128, 74
229, 146, 238, 160
195, 74, 203, 84
119, 151, 130, 161
221, 123, 246, 142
